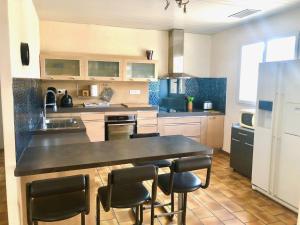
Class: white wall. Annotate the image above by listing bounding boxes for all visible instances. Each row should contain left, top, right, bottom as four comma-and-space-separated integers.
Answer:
184, 33, 211, 76
9, 0, 40, 78
39, 21, 212, 77
0, 0, 40, 225
210, 6, 300, 152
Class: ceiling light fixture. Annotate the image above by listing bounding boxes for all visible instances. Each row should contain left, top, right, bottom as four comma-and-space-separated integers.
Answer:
164, 0, 190, 13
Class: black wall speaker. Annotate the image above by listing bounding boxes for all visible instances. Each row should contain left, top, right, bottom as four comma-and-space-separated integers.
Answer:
20, 42, 30, 66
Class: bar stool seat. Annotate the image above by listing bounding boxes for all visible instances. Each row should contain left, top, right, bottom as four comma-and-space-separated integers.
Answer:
98, 183, 150, 208
158, 172, 202, 194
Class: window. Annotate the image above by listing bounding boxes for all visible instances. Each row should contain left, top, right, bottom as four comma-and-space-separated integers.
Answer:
239, 42, 265, 103
239, 35, 298, 104
266, 36, 296, 62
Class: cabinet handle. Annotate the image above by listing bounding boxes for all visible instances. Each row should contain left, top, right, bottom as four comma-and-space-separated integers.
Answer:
245, 142, 254, 147
129, 78, 134, 81
232, 138, 240, 142
50, 76, 54, 80
238, 132, 247, 136
69, 77, 75, 80
92, 77, 96, 80
110, 78, 115, 81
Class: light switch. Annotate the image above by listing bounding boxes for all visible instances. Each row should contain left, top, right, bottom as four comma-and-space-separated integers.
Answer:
130, 90, 141, 95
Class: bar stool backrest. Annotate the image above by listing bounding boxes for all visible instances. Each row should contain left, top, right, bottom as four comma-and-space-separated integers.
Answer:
104, 165, 158, 211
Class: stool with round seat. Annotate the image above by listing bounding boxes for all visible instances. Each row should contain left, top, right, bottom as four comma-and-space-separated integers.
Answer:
157, 156, 212, 224
96, 165, 158, 225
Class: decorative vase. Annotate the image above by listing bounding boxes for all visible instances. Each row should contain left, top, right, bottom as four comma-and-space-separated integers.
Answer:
188, 102, 193, 112
146, 50, 153, 60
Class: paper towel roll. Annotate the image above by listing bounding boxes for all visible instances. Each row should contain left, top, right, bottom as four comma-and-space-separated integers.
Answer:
90, 85, 98, 97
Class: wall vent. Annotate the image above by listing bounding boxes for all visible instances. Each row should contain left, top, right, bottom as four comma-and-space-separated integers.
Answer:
229, 9, 261, 18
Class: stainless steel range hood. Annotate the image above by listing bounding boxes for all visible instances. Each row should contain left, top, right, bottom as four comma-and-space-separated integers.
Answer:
161, 29, 193, 79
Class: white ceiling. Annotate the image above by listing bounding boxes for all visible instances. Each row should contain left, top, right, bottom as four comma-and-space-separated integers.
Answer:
33, 0, 300, 34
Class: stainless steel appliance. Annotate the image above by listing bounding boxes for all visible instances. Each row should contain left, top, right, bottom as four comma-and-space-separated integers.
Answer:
105, 115, 137, 141
203, 101, 213, 110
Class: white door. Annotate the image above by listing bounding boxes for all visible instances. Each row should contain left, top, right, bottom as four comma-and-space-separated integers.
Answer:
274, 133, 300, 208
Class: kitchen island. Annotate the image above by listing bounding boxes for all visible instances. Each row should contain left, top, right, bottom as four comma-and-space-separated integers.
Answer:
16, 135, 213, 225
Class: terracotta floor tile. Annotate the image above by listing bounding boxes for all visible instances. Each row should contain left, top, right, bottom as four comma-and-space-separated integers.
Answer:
233, 211, 258, 223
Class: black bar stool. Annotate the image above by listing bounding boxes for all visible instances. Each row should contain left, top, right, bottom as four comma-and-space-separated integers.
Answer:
26, 175, 90, 225
96, 165, 158, 225
130, 133, 171, 168
156, 156, 212, 224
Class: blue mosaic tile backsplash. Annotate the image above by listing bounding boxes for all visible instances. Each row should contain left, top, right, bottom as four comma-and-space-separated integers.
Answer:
149, 77, 227, 113
13, 78, 42, 162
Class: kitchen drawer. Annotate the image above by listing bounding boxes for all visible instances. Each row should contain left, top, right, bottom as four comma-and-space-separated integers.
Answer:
81, 113, 104, 121
232, 127, 254, 144
159, 116, 202, 124
137, 125, 158, 134
83, 121, 105, 142
47, 113, 76, 118
137, 111, 157, 119
163, 123, 201, 137
137, 118, 157, 126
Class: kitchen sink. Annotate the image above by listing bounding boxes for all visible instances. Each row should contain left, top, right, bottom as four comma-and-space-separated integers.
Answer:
42, 118, 80, 130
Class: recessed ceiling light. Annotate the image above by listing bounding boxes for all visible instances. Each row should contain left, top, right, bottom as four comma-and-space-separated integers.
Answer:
229, 9, 262, 19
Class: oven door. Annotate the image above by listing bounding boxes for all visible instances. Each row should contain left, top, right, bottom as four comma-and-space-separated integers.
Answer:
105, 122, 136, 141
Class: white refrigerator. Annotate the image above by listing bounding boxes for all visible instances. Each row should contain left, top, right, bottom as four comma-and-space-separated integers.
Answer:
252, 60, 300, 212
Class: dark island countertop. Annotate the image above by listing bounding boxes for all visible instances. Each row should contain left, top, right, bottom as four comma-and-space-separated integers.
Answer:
29, 132, 90, 148
15, 135, 213, 177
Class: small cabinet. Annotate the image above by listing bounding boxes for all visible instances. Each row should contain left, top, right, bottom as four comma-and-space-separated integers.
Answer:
137, 111, 158, 134
124, 60, 157, 81
40, 53, 84, 80
86, 57, 123, 81
206, 115, 224, 149
230, 125, 254, 178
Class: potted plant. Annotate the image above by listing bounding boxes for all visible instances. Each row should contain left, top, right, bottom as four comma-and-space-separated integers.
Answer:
186, 96, 194, 112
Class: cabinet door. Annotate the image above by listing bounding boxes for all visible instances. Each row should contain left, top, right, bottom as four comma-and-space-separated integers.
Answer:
83, 121, 104, 142
206, 116, 224, 148
87, 60, 122, 81
40, 54, 84, 80
230, 138, 243, 172
125, 60, 157, 81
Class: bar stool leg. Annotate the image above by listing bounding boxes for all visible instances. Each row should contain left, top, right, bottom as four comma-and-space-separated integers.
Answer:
135, 205, 140, 225
182, 193, 188, 225
96, 195, 100, 225
170, 192, 175, 220
81, 212, 85, 225
139, 205, 144, 225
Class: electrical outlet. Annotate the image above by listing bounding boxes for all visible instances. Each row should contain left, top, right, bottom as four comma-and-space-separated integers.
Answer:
129, 90, 141, 95
57, 89, 66, 95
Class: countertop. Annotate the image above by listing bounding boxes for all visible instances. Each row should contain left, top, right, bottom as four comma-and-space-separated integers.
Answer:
15, 135, 213, 177
158, 110, 225, 117
48, 105, 224, 117
49, 104, 158, 114
29, 132, 90, 148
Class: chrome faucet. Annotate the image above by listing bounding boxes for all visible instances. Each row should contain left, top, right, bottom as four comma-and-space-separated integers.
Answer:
42, 90, 57, 129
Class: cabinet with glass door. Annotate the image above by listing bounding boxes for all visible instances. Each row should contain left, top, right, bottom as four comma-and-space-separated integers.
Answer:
124, 60, 157, 82
85, 57, 123, 81
40, 53, 85, 80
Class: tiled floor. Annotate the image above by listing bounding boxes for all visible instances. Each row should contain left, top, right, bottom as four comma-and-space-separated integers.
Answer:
0, 151, 298, 225
0, 150, 8, 225
96, 151, 298, 225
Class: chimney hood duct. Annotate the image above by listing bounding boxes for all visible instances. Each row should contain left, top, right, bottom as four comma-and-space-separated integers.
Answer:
162, 29, 193, 79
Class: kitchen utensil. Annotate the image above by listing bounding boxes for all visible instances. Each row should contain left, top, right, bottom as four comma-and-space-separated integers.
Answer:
60, 90, 73, 107
203, 101, 213, 110
46, 87, 57, 105
100, 87, 114, 102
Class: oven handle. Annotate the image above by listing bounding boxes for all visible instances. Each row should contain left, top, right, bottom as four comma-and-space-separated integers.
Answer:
107, 123, 136, 126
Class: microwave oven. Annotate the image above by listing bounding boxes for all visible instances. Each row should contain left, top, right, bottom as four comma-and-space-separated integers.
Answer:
240, 109, 255, 129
